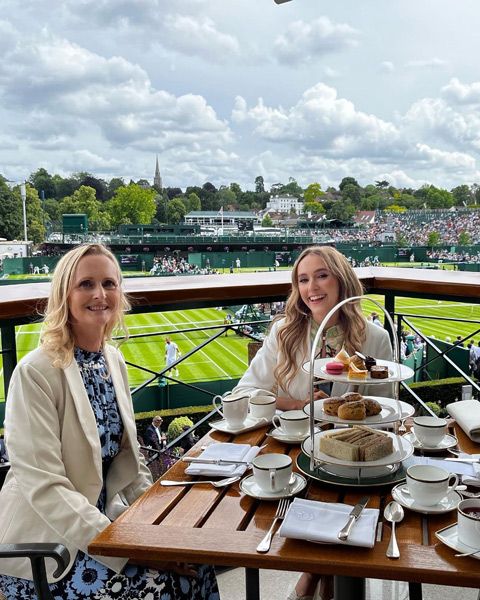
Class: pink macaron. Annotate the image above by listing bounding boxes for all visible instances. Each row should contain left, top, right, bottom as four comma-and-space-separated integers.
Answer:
325, 361, 345, 374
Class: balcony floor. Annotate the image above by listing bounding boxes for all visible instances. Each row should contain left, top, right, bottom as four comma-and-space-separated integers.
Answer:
217, 568, 479, 599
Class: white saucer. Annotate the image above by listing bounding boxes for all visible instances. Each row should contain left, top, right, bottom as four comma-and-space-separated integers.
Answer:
392, 483, 462, 514
210, 415, 270, 434
435, 522, 480, 559
239, 472, 307, 500
267, 427, 310, 445
403, 431, 458, 452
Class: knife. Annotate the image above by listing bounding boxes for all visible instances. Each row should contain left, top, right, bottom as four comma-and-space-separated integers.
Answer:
182, 457, 252, 466
337, 496, 370, 541
443, 457, 480, 464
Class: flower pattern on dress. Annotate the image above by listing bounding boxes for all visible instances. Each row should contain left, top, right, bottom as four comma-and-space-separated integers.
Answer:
0, 348, 219, 600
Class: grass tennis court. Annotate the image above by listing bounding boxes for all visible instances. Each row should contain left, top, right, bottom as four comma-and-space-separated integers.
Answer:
1, 297, 479, 402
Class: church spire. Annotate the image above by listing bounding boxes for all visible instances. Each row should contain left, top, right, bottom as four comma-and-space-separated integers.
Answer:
154, 155, 162, 190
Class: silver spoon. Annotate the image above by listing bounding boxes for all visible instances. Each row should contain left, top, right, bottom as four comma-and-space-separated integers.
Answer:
384, 501, 404, 559
160, 475, 240, 488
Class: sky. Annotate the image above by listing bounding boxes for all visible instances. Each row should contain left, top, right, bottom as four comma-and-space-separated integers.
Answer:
2, 0, 480, 193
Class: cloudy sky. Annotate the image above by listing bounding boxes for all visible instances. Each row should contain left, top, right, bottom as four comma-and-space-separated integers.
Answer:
2, 0, 480, 192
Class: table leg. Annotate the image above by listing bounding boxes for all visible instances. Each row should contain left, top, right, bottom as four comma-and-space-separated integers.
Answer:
245, 567, 260, 600
334, 575, 365, 600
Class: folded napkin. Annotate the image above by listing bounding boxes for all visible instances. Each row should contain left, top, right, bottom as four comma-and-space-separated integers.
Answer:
447, 399, 480, 442
184, 443, 260, 477
279, 497, 379, 548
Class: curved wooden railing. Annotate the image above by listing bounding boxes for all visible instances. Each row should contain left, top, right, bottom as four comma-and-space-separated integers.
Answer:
1, 267, 479, 321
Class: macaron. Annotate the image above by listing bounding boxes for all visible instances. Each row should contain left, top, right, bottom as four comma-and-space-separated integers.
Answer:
325, 361, 345, 374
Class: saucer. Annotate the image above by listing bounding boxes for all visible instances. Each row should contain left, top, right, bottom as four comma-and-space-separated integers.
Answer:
403, 431, 458, 452
239, 472, 307, 500
267, 427, 310, 445
391, 483, 462, 514
210, 415, 270, 434
435, 522, 480, 560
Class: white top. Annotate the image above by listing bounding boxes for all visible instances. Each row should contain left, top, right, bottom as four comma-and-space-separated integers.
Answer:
165, 341, 178, 361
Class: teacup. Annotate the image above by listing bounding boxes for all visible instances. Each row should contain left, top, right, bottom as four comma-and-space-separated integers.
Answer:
272, 410, 309, 437
406, 464, 459, 506
213, 391, 249, 428
413, 416, 448, 447
457, 499, 480, 549
249, 392, 276, 421
252, 453, 292, 493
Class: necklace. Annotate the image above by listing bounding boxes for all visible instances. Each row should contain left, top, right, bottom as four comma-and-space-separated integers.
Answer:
78, 356, 111, 381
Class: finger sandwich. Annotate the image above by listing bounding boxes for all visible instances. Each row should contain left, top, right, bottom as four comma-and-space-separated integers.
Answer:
319, 425, 393, 461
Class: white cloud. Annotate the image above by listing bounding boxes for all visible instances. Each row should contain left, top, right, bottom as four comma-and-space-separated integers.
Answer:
273, 17, 359, 65
380, 61, 395, 73
441, 77, 480, 105
405, 58, 448, 69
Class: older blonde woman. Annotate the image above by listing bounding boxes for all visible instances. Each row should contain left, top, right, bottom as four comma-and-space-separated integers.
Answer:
234, 246, 393, 600
0, 243, 219, 600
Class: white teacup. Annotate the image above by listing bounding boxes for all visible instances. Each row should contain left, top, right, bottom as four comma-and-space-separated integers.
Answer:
252, 453, 292, 493
457, 499, 480, 549
249, 393, 276, 421
413, 416, 447, 447
213, 392, 249, 428
406, 464, 459, 506
272, 410, 309, 437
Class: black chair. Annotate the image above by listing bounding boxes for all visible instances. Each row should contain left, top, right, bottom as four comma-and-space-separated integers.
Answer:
0, 543, 70, 600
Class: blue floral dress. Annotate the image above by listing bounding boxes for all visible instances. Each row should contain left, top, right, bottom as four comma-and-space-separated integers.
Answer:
0, 348, 219, 600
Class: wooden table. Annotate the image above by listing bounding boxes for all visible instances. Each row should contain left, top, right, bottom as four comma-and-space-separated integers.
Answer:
89, 423, 480, 600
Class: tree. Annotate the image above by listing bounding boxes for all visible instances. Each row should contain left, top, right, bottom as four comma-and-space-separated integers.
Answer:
262, 213, 273, 227
229, 182, 242, 198
167, 198, 187, 224
339, 176, 359, 191
425, 186, 453, 209
165, 187, 183, 200
458, 231, 471, 245
341, 183, 362, 205
184, 192, 201, 212
326, 201, 355, 223
53, 174, 79, 200
107, 184, 156, 226
29, 168, 56, 199
0, 180, 23, 239
427, 231, 441, 246
107, 177, 126, 199
25, 185, 46, 243
451, 184, 473, 207
304, 201, 325, 215
59, 186, 105, 230
217, 187, 236, 207
278, 178, 303, 197
375, 180, 389, 189
304, 183, 324, 203
255, 176, 265, 194
77, 173, 107, 201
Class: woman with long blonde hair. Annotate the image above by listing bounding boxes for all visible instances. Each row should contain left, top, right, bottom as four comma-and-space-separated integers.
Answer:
0, 243, 219, 600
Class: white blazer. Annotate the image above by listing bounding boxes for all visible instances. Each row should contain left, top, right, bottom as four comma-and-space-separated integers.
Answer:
0, 345, 152, 582
234, 319, 394, 401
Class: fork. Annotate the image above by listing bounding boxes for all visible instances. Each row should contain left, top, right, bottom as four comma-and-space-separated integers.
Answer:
256, 497, 290, 553
397, 418, 407, 434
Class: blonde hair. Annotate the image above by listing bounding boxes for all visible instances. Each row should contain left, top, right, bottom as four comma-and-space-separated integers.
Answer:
274, 246, 366, 392
41, 243, 130, 367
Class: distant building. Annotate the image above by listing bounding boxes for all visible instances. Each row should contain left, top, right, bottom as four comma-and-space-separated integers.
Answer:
265, 194, 303, 214
184, 211, 259, 229
153, 155, 162, 190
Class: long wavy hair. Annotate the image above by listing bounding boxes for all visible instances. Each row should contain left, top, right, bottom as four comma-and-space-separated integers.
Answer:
41, 243, 130, 368
274, 246, 366, 392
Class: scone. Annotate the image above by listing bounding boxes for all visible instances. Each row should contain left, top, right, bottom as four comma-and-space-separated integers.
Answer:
323, 397, 345, 416
338, 400, 366, 420
363, 397, 382, 416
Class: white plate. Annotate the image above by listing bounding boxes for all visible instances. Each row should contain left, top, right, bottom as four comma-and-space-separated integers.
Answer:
392, 483, 462, 514
239, 472, 307, 500
302, 358, 414, 384
304, 397, 414, 426
435, 523, 480, 559
301, 429, 414, 468
402, 431, 458, 452
267, 427, 311, 445
209, 415, 270, 434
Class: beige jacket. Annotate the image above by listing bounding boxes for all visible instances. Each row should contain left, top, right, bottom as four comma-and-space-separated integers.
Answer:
0, 345, 152, 582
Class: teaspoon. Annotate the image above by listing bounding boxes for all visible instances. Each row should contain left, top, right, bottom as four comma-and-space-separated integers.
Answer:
160, 475, 240, 488
384, 501, 404, 559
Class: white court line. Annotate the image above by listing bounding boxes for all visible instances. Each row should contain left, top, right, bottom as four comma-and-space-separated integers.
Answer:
214, 338, 249, 368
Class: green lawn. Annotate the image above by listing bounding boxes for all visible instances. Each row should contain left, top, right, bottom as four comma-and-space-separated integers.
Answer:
1, 297, 479, 403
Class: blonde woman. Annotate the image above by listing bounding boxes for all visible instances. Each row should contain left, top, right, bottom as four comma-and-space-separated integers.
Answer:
234, 246, 393, 600
0, 244, 219, 600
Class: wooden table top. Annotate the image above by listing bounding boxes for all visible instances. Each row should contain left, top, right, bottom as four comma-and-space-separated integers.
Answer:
89, 422, 480, 589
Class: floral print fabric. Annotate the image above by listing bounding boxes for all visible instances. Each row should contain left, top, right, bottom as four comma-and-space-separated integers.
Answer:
0, 348, 219, 599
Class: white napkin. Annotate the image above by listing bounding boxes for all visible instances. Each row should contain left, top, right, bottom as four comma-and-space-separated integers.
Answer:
446, 399, 480, 442
279, 497, 379, 548
184, 443, 260, 477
